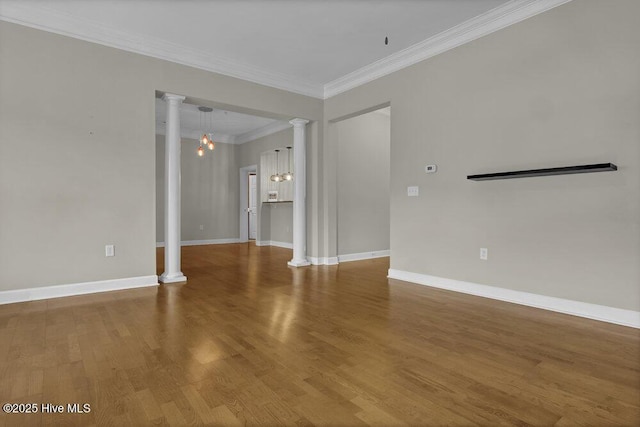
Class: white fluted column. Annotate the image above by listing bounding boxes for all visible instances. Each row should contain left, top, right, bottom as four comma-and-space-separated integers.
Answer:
288, 118, 310, 267
160, 93, 187, 283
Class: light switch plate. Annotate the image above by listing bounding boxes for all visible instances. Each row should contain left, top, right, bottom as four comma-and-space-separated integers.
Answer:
407, 186, 419, 197
105, 245, 115, 257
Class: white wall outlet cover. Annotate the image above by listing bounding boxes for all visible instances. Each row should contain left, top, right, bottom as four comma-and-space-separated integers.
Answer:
105, 245, 115, 257
480, 247, 488, 260
425, 164, 437, 173
407, 186, 419, 197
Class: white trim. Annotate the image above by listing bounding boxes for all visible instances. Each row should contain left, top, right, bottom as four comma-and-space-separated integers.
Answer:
159, 273, 186, 284
0, 275, 158, 305
235, 121, 293, 145
254, 240, 293, 249
270, 241, 293, 249
338, 250, 390, 263
0, 2, 323, 99
239, 165, 258, 243
156, 238, 241, 248
288, 259, 311, 268
181, 239, 241, 246
324, 0, 573, 98
307, 256, 339, 266
387, 269, 640, 329
0, 1, 571, 100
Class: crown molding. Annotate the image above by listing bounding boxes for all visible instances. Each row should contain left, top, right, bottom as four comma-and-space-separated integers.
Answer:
0, 2, 324, 99
0, 0, 572, 101
323, 0, 573, 99
234, 121, 292, 145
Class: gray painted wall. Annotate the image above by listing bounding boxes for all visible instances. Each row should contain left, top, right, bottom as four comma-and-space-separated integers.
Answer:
268, 204, 293, 245
324, 0, 640, 311
0, 20, 321, 291
256, 203, 294, 246
156, 135, 239, 243
336, 110, 390, 255
238, 128, 294, 169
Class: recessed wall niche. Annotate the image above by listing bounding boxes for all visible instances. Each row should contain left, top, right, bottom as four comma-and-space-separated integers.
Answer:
260, 148, 293, 202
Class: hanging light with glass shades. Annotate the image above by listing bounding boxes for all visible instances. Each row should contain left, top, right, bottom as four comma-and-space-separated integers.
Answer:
270, 150, 283, 182
282, 146, 293, 181
197, 106, 215, 157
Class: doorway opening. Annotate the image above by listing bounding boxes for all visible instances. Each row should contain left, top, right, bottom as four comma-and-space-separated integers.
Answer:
334, 105, 391, 262
154, 90, 298, 280
248, 173, 257, 240
239, 165, 258, 242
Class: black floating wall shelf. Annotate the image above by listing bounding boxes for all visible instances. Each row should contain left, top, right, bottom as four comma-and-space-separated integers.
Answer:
467, 163, 617, 181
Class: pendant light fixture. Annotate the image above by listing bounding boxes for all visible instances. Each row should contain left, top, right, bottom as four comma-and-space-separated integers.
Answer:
270, 150, 283, 182
282, 146, 293, 181
197, 106, 215, 157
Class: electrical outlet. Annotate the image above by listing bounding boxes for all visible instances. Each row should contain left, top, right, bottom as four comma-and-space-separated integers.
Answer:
199, 225, 204, 231
407, 186, 419, 197
105, 245, 115, 257
480, 247, 488, 260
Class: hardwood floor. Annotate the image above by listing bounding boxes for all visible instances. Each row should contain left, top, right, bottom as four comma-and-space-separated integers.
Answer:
1, 243, 639, 426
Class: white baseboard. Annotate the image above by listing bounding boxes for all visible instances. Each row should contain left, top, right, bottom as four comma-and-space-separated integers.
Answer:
254, 240, 293, 249
338, 250, 390, 263
254, 243, 337, 265
288, 259, 311, 267
0, 275, 159, 305
254, 242, 340, 267
387, 269, 640, 329
156, 238, 241, 248
270, 241, 293, 249
307, 256, 339, 266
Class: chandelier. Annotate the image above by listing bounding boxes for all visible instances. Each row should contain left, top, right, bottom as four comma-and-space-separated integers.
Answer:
270, 147, 294, 182
282, 147, 293, 181
270, 150, 282, 182
197, 106, 215, 157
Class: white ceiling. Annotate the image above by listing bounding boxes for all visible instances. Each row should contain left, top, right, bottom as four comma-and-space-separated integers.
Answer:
21, 0, 507, 84
0, 1, 571, 98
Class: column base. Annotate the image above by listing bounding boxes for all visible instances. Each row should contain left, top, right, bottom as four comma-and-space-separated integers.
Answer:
288, 259, 311, 268
159, 272, 187, 284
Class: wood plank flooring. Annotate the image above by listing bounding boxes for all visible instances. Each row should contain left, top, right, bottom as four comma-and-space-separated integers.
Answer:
0, 243, 638, 426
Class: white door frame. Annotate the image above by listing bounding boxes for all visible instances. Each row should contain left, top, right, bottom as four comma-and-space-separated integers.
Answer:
239, 164, 258, 242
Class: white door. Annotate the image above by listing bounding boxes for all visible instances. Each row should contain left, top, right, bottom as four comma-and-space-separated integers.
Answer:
248, 173, 257, 240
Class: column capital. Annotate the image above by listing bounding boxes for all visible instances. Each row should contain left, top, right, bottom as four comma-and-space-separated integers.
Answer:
289, 118, 309, 127
162, 93, 186, 103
